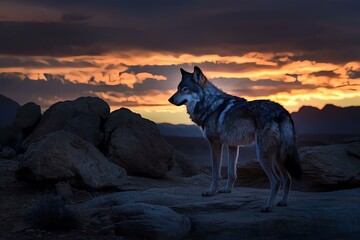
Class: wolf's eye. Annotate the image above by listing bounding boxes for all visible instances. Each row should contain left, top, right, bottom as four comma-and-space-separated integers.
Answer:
181, 87, 189, 92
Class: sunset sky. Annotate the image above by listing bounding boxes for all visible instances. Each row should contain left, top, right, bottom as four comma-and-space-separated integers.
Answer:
0, 0, 359, 124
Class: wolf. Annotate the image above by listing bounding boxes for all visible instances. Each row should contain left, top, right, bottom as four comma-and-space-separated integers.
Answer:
168, 66, 302, 212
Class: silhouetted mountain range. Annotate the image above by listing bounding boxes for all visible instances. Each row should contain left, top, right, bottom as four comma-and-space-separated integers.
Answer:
159, 104, 360, 136
291, 104, 360, 134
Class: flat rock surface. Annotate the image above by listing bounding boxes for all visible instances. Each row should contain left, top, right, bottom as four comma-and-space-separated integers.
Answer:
80, 176, 360, 240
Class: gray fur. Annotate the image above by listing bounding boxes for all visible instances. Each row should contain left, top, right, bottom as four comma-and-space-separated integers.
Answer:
169, 66, 302, 212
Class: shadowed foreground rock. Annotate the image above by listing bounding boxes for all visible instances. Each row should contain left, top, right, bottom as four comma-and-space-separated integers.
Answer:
21, 97, 109, 150
79, 181, 360, 239
173, 150, 200, 177
0, 122, 23, 152
0, 94, 20, 127
237, 142, 360, 191
110, 203, 191, 240
17, 130, 127, 189
106, 108, 174, 178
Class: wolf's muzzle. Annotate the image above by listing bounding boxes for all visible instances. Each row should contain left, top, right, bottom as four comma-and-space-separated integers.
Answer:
168, 95, 175, 104
168, 95, 187, 106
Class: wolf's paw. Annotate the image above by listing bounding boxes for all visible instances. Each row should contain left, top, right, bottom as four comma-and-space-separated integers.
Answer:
218, 187, 232, 193
201, 189, 217, 197
260, 205, 273, 213
277, 201, 288, 207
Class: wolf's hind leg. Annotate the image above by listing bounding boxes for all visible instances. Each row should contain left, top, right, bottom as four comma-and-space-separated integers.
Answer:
276, 161, 292, 207
257, 145, 280, 212
202, 141, 222, 197
219, 145, 239, 193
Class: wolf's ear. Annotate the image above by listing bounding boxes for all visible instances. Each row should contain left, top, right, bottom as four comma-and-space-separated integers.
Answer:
180, 68, 190, 77
193, 66, 207, 87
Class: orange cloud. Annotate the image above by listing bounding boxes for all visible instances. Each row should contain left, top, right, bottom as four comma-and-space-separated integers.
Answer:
1, 51, 359, 124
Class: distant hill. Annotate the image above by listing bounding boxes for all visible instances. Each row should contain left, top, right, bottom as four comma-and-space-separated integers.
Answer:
158, 123, 203, 137
159, 104, 360, 136
0, 95, 20, 127
292, 104, 360, 135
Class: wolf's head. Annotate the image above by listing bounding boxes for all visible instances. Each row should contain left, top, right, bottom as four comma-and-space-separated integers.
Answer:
168, 66, 207, 107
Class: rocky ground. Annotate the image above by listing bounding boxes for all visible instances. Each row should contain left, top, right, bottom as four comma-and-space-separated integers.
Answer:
1, 157, 360, 240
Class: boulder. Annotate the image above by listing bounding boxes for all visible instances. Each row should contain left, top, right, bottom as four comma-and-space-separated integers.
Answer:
299, 142, 360, 191
236, 142, 360, 191
110, 203, 191, 240
16, 130, 127, 189
15, 102, 42, 129
0, 95, 20, 128
0, 123, 23, 152
106, 108, 174, 178
173, 150, 200, 177
21, 97, 109, 150
0, 127, 9, 150
0, 146, 17, 159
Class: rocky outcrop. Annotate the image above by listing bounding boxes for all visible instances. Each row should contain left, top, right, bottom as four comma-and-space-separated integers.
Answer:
0, 146, 17, 159
15, 102, 42, 130
17, 131, 127, 189
110, 203, 191, 240
0, 122, 23, 152
79, 184, 360, 239
106, 108, 174, 178
0, 95, 20, 128
173, 150, 200, 177
21, 97, 109, 150
236, 142, 360, 191
299, 142, 360, 191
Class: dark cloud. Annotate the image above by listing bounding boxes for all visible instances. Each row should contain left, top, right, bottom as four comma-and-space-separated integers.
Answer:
0, 21, 142, 56
347, 69, 360, 79
0, 73, 132, 107
211, 77, 315, 97
61, 13, 92, 22
198, 62, 277, 73
0, 0, 358, 62
0, 56, 96, 68
311, 70, 340, 78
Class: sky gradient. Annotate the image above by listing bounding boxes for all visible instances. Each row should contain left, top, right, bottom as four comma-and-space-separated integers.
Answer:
0, 0, 359, 124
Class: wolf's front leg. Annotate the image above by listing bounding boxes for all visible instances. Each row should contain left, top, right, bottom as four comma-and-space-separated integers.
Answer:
202, 141, 222, 196
219, 146, 239, 193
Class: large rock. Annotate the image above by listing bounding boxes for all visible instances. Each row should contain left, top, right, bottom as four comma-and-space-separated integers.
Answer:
0, 95, 20, 128
21, 97, 109, 150
106, 108, 174, 178
0, 122, 23, 152
236, 142, 360, 191
110, 203, 191, 240
299, 142, 360, 191
16, 130, 127, 189
0, 146, 16, 159
15, 102, 42, 129
173, 150, 200, 177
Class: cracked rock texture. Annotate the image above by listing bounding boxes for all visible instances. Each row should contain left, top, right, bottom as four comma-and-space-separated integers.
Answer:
17, 130, 127, 189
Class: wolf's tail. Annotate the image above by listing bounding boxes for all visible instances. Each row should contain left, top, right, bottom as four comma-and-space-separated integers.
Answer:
280, 116, 302, 179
